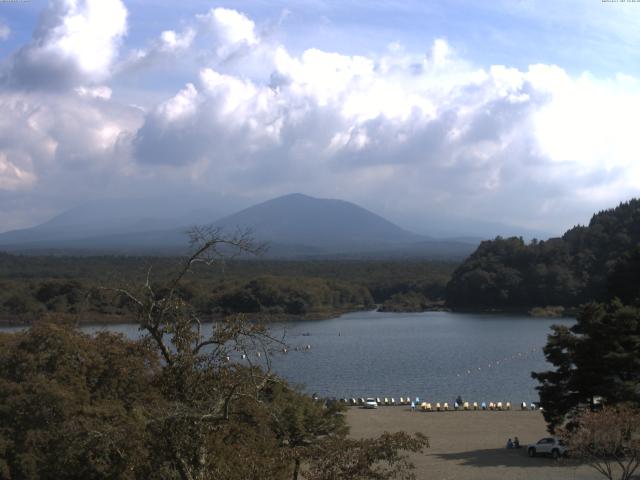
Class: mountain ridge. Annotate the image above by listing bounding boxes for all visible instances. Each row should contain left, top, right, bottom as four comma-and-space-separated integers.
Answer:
0, 193, 476, 259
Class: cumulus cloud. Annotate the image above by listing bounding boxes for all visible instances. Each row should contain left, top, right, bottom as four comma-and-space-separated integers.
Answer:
3, 0, 127, 90
129, 22, 640, 231
197, 7, 259, 60
1, 5, 639, 233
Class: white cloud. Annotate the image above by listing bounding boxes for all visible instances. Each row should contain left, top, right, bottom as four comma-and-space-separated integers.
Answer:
0, 22, 10, 41
130, 23, 640, 230
197, 7, 259, 59
49, 0, 127, 78
160, 28, 196, 52
4, 0, 127, 89
1, 6, 639, 233
75, 85, 112, 100
0, 152, 35, 191
120, 27, 196, 73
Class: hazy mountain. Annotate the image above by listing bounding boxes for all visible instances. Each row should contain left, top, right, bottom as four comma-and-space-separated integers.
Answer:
214, 194, 423, 250
0, 193, 477, 259
0, 195, 241, 248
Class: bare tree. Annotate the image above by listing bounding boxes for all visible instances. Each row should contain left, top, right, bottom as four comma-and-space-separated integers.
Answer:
106, 226, 429, 480
560, 404, 640, 480
111, 227, 279, 480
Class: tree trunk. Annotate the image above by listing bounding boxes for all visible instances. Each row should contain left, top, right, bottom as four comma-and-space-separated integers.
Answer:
292, 457, 301, 480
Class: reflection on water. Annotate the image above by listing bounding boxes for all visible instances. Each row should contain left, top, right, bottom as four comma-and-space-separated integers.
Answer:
2, 310, 572, 403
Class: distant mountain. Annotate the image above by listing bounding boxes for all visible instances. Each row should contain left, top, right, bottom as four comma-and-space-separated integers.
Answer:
0, 193, 477, 259
214, 193, 423, 250
0, 195, 240, 250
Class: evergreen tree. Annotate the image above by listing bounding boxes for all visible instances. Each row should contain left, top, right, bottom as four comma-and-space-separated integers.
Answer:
532, 301, 640, 431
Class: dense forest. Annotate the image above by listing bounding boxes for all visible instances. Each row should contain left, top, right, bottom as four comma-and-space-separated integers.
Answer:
446, 199, 640, 310
0, 255, 455, 324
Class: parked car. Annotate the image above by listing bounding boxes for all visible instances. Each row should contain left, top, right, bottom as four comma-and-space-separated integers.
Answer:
364, 398, 378, 409
527, 437, 567, 459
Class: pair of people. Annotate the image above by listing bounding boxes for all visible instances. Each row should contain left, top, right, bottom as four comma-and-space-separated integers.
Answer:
506, 437, 520, 449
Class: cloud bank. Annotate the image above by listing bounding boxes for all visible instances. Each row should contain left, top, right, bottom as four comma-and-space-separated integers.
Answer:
0, 2, 639, 234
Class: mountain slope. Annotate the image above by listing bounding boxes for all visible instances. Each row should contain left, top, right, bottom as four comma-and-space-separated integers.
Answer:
0, 196, 238, 247
214, 193, 424, 251
0, 193, 477, 259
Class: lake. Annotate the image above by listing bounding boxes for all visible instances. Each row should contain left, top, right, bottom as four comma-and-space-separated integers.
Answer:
2, 311, 572, 404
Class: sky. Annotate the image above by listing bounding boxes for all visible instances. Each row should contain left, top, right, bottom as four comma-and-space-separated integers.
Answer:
0, 0, 639, 235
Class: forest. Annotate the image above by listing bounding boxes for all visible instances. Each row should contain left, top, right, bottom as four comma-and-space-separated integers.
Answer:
0, 254, 455, 324
446, 198, 640, 311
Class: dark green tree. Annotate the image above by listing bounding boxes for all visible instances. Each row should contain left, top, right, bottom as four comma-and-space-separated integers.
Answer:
532, 301, 640, 431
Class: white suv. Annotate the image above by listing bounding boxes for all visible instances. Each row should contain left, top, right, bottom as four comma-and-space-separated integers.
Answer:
527, 437, 567, 459
364, 398, 378, 409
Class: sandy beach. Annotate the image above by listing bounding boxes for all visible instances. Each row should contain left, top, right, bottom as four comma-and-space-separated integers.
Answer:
346, 407, 603, 480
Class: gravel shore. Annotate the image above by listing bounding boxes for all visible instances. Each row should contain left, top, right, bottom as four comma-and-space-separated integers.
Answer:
346, 407, 602, 480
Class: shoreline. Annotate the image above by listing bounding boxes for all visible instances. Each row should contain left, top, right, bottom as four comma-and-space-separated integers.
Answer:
0, 304, 571, 328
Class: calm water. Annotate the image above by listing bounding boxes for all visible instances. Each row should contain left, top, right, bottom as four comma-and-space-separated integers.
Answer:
2, 311, 572, 404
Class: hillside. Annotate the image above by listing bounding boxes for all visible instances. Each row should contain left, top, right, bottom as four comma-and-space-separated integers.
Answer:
445, 198, 640, 310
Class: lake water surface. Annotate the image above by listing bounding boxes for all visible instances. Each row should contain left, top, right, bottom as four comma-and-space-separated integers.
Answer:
3, 311, 572, 404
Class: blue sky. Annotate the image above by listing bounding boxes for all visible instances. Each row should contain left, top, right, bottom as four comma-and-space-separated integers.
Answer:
0, 0, 639, 235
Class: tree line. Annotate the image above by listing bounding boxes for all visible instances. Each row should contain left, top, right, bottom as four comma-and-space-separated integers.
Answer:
0, 255, 454, 323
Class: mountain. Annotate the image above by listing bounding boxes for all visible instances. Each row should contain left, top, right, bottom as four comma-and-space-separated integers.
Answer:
0, 195, 241, 250
0, 193, 477, 259
214, 193, 422, 250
